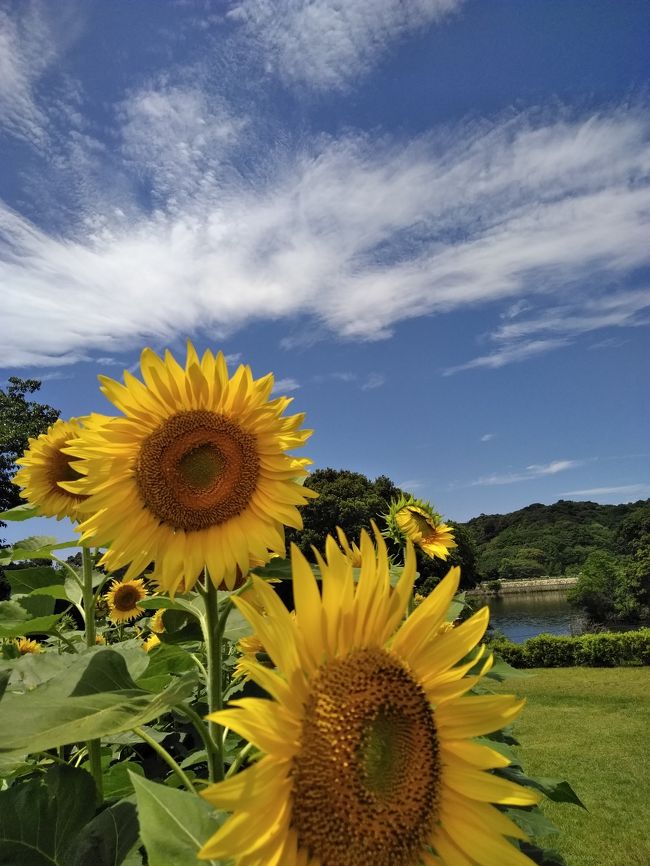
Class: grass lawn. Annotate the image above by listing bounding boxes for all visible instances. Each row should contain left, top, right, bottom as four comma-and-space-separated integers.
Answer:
492, 667, 650, 866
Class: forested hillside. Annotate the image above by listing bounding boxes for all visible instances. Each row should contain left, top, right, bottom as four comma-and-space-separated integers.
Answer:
465, 499, 650, 579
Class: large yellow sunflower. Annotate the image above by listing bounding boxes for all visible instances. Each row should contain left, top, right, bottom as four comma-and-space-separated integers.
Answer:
199, 530, 540, 866
13, 417, 89, 521
63, 344, 316, 592
387, 496, 457, 560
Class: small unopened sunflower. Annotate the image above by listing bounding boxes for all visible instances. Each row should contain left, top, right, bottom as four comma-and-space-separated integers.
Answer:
106, 578, 147, 623
386, 495, 456, 560
199, 529, 540, 866
149, 609, 166, 634
63, 344, 316, 593
14, 637, 41, 655
13, 418, 89, 521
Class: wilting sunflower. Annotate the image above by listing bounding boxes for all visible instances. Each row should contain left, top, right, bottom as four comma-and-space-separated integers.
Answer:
386, 495, 457, 560
13, 417, 89, 521
199, 529, 540, 866
63, 344, 315, 592
106, 578, 147, 623
150, 609, 166, 634
14, 637, 41, 655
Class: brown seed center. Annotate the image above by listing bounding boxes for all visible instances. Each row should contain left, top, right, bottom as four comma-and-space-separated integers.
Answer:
113, 585, 141, 612
50, 448, 86, 500
135, 410, 260, 532
290, 647, 440, 866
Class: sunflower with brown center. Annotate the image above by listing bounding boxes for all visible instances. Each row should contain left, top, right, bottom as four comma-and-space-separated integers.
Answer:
106, 578, 147, 623
63, 344, 316, 592
199, 529, 540, 866
13, 417, 89, 521
387, 495, 457, 560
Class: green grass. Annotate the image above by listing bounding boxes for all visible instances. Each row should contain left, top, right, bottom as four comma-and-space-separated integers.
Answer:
492, 667, 650, 866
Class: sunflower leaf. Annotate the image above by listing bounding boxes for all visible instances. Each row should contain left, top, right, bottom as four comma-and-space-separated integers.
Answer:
130, 773, 224, 866
496, 766, 586, 809
0, 503, 42, 521
0, 650, 198, 753
63, 799, 139, 866
0, 600, 63, 639
4, 565, 63, 595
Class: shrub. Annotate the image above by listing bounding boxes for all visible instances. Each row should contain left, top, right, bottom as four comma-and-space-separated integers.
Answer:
487, 628, 650, 668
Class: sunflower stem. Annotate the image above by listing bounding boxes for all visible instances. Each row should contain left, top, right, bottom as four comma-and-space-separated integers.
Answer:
177, 702, 220, 781
133, 726, 197, 793
202, 570, 225, 782
81, 546, 103, 801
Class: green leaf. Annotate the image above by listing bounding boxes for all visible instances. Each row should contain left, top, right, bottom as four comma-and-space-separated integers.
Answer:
64, 799, 139, 866
131, 773, 223, 866
0, 600, 63, 639
18, 593, 55, 618
0, 503, 41, 522
519, 841, 569, 865
0, 538, 78, 565
101, 762, 145, 801
135, 644, 196, 692
504, 806, 559, 838
222, 605, 253, 642
497, 767, 586, 809
0, 650, 198, 754
29, 584, 71, 601
5, 566, 63, 595
484, 655, 533, 682
138, 595, 204, 619
446, 593, 467, 621
0, 765, 96, 866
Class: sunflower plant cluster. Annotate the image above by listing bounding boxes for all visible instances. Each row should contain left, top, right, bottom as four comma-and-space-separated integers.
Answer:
0, 343, 581, 866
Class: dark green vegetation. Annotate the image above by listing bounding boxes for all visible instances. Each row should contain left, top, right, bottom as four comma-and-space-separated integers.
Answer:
493, 667, 650, 866
286, 468, 480, 588
489, 628, 650, 668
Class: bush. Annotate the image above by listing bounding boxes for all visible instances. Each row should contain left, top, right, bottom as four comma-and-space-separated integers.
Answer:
488, 628, 650, 668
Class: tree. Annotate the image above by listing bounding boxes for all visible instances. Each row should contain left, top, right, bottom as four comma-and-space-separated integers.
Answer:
286, 468, 405, 556
567, 549, 627, 622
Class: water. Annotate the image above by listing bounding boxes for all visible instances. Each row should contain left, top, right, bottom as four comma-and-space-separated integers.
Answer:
483, 590, 583, 644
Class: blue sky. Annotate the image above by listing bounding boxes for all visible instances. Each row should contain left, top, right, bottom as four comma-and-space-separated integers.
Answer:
1, 0, 649, 546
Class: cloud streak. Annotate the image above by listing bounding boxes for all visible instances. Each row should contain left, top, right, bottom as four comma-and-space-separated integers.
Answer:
228, 0, 465, 91
1, 105, 649, 368
469, 459, 582, 486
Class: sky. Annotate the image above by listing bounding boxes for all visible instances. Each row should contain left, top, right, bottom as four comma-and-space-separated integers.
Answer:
1, 0, 649, 546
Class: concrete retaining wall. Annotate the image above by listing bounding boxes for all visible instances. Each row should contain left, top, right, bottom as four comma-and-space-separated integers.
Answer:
470, 576, 579, 596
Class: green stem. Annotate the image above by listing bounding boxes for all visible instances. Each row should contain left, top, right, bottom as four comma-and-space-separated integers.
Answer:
176, 703, 220, 783
201, 571, 225, 781
81, 546, 103, 800
225, 742, 254, 779
133, 726, 197, 793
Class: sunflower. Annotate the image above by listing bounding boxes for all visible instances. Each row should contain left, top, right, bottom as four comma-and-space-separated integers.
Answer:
142, 633, 161, 652
199, 530, 540, 866
106, 578, 147, 623
63, 344, 316, 592
13, 417, 89, 521
335, 525, 362, 566
14, 637, 41, 655
150, 609, 166, 634
386, 495, 457, 560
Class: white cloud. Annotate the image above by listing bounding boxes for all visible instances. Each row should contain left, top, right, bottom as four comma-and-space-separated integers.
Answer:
443, 339, 571, 375
396, 479, 424, 491
480, 433, 495, 442
1, 107, 650, 367
0, 2, 84, 147
361, 372, 385, 390
561, 484, 650, 497
228, 0, 464, 90
469, 459, 582, 487
272, 376, 300, 392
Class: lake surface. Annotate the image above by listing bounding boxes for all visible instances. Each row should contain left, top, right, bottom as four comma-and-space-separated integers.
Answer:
483, 591, 584, 644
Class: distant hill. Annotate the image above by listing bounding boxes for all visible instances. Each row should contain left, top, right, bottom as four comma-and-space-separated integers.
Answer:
464, 499, 650, 580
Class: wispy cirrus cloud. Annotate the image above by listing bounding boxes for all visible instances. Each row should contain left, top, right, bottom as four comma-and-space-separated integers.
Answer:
468, 459, 582, 487
1, 105, 649, 368
272, 376, 301, 392
480, 433, 496, 442
561, 483, 650, 497
228, 0, 465, 91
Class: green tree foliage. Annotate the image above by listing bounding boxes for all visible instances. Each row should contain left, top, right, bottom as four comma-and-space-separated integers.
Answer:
0, 377, 60, 523
466, 499, 649, 580
287, 468, 405, 555
567, 550, 625, 621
